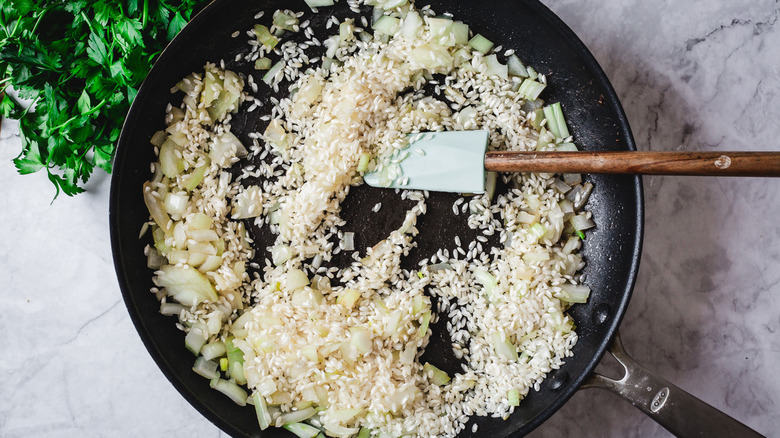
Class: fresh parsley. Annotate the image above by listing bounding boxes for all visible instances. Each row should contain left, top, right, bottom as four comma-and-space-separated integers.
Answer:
0, 0, 208, 199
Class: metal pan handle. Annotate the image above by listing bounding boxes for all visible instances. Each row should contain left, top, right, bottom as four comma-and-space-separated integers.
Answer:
582, 331, 764, 437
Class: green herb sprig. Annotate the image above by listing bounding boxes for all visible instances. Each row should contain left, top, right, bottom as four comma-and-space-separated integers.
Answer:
0, 0, 208, 198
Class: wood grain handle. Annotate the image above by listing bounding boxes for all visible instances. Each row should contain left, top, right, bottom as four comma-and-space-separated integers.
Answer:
484, 151, 780, 177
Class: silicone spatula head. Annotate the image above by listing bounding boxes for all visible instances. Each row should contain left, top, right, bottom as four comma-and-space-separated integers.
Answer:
363, 130, 490, 193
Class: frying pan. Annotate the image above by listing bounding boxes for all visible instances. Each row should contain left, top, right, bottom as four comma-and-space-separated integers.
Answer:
109, 0, 759, 436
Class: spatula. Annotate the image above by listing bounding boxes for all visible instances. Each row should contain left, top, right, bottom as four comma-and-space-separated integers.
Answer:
363, 130, 780, 193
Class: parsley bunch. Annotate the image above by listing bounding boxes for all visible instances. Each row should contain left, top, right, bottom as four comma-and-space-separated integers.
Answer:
0, 0, 208, 198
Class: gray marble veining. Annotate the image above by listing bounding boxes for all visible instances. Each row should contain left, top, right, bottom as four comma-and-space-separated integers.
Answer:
1, 1, 778, 437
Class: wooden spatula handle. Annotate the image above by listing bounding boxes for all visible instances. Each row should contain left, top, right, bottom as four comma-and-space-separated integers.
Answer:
484, 151, 780, 177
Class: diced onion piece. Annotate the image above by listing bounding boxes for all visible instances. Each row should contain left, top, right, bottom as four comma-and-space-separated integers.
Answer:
337, 289, 361, 310
380, 0, 407, 8
286, 269, 310, 291
423, 363, 451, 385
167, 249, 189, 264
330, 408, 362, 423
264, 119, 289, 151
157, 264, 218, 306
300, 345, 319, 362
574, 182, 593, 211
400, 10, 423, 39
201, 341, 227, 361
283, 422, 321, 438
199, 255, 222, 272
150, 130, 167, 147
210, 131, 248, 167
558, 284, 591, 304
273, 11, 299, 31
188, 229, 219, 242
263, 60, 285, 85
451, 21, 469, 45
543, 102, 570, 139
304, 0, 334, 10
468, 34, 493, 54
517, 78, 546, 101
253, 24, 279, 49
356, 153, 371, 172
208, 70, 242, 121
485, 54, 508, 79
181, 156, 211, 191
253, 393, 272, 430
160, 302, 186, 316
324, 424, 360, 437
254, 57, 272, 70
507, 54, 529, 77
230, 361, 247, 385
193, 356, 219, 379
159, 138, 184, 178
556, 142, 578, 152
340, 232, 355, 251
185, 323, 208, 355
189, 251, 208, 267
201, 69, 223, 107
491, 332, 518, 361
213, 378, 247, 406
373, 15, 400, 36
522, 251, 550, 262
474, 268, 498, 300
570, 213, 595, 231
507, 388, 521, 406
419, 311, 432, 337
350, 327, 373, 355
147, 247, 166, 270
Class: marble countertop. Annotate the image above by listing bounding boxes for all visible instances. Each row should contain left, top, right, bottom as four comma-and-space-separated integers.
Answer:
2, 1, 778, 436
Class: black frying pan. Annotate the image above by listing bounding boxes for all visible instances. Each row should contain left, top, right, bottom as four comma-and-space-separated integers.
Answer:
109, 1, 758, 436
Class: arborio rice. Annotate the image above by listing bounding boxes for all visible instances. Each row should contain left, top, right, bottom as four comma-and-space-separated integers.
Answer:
141, 1, 596, 437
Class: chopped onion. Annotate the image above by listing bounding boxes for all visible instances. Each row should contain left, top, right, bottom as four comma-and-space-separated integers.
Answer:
373, 15, 400, 35
400, 11, 423, 39
263, 61, 285, 85
212, 378, 247, 406
252, 393, 272, 430
286, 269, 310, 291
271, 245, 292, 266
507, 54, 529, 77
507, 388, 521, 406
350, 327, 373, 355
558, 284, 591, 304
304, 0, 334, 10
570, 213, 595, 231
573, 182, 593, 211
340, 232, 355, 251
201, 341, 226, 361
423, 363, 450, 385
324, 424, 360, 437
491, 332, 518, 361
185, 323, 208, 355
337, 289, 361, 309
156, 264, 218, 306
485, 54, 508, 79
160, 302, 186, 316
192, 356, 219, 379
283, 422, 321, 438
468, 34, 493, 54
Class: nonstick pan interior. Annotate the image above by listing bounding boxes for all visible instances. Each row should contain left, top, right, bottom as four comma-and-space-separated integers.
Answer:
110, 1, 643, 436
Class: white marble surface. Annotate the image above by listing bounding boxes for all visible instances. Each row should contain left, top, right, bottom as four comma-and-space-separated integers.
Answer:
1, 1, 778, 437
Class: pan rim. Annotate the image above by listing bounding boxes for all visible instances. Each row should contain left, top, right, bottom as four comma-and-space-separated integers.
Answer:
109, 0, 645, 436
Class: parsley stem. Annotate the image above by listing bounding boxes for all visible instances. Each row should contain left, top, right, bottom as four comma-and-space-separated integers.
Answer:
48, 98, 108, 132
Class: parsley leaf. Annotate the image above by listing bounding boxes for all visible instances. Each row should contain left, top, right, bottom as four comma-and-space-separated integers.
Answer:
0, 0, 209, 199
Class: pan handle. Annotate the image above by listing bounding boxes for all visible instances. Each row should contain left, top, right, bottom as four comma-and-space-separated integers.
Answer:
582, 331, 764, 437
